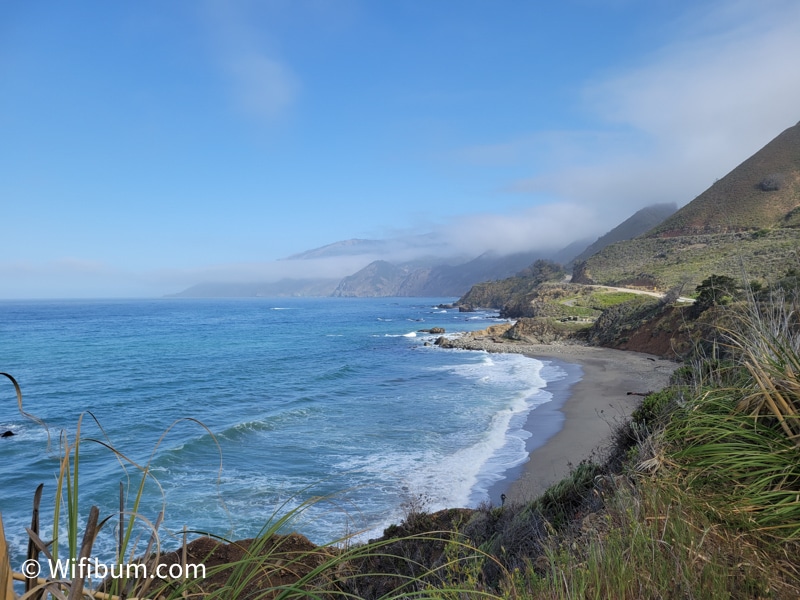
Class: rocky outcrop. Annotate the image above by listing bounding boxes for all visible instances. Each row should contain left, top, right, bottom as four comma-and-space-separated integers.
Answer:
457, 260, 566, 310
503, 318, 569, 344
434, 321, 581, 352
500, 283, 601, 320
584, 297, 663, 349
571, 261, 593, 285
434, 323, 514, 351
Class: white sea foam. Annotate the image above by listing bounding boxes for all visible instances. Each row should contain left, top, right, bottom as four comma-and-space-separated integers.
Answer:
0, 422, 50, 443
423, 353, 558, 504
338, 352, 562, 539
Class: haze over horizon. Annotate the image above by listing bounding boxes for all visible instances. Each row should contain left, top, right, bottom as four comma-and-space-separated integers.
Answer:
3, 1, 800, 298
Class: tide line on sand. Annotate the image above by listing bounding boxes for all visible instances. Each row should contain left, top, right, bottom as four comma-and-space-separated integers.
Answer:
449, 339, 679, 504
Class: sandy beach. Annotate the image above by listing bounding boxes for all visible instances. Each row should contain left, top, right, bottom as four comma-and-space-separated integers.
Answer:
439, 335, 678, 504
508, 344, 676, 503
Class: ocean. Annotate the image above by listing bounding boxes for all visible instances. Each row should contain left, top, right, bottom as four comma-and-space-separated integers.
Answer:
0, 297, 567, 564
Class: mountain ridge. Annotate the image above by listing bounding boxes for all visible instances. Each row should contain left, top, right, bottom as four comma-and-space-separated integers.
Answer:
570, 203, 677, 265
646, 120, 800, 237
569, 120, 800, 292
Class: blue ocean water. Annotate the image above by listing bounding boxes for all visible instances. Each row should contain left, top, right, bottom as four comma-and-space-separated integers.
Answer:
0, 297, 566, 563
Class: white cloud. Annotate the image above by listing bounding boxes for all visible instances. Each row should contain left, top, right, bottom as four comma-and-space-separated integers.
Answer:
201, 0, 299, 121
480, 0, 800, 226
587, 0, 800, 161
438, 203, 601, 257
226, 53, 297, 119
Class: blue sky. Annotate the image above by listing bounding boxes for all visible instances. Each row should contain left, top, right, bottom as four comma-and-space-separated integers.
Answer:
2, 0, 800, 298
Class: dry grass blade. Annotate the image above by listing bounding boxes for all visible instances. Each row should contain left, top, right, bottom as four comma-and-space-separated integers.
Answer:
746, 362, 800, 446
725, 293, 800, 448
125, 511, 164, 600
67, 505, 100, 600
23, 529, 52, 563
26, 484, 44, 599
1, 513, 18, 600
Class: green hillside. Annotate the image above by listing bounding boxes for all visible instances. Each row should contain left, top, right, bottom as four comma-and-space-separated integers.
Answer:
577, 120, 800, 292
574, 228, 800, 291
570, 202, 676, 265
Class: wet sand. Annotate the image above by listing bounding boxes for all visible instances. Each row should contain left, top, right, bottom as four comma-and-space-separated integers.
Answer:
441, 336, 678, 505
505, 345, 676, 503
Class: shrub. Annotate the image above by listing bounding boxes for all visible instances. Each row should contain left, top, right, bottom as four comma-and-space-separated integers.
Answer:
692, 274, 740, 315
631, 388, 677, 429
759, 173, 786, 191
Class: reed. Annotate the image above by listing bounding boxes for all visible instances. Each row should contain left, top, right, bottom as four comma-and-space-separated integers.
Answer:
663, 289, 800, 540
730, 290, 800, 446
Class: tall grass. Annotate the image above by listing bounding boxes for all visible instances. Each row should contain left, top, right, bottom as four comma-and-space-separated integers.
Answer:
663, 290, 800, 540
513, 478, 775, 600
730, 290, 800, 447
667, 392, 800, 538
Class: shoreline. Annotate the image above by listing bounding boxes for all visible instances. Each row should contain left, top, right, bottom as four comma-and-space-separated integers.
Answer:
485, 357, 582, 506
509, 344, 677, 503
439, 335, 678, 505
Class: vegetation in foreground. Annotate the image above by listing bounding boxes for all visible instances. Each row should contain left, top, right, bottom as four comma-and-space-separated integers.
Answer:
3, 285, 800, 599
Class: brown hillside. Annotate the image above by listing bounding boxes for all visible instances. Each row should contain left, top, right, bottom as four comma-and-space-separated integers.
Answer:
646, 120, 800, 237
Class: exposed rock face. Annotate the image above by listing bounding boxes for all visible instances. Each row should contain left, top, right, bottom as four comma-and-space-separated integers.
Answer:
436, 321, 573, 350
434, 323, 585, 354
503, 318, 568, 344
571, 261, 593, 285
500, 284, 576, 319
584, 297, 663, 349
435, 323, 514, 350
420, 327, 445, 334
457, 260, 566, 310
332, 260, 408, 297
478, 324, 514, 337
